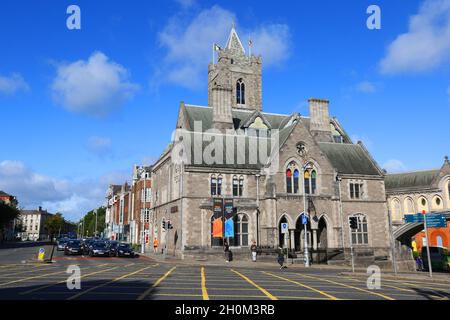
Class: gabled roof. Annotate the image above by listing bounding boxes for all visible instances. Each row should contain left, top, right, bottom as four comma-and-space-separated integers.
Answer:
385, 170, 441, 191
226, 27, 245, 54
317, 142, 381, 176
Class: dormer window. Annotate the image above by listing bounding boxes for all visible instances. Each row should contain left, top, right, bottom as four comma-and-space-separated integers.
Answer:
236, 79, 245, 105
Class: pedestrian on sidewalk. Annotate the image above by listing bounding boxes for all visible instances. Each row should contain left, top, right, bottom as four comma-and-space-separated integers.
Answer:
153, 238, 158, 253
250, 241, 257, 262
416, 256, 423, 271
277, 246, 287, 269
224, 240, 230, 263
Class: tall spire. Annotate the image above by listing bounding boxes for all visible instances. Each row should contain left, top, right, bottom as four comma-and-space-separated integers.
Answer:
226, 24, 245, 55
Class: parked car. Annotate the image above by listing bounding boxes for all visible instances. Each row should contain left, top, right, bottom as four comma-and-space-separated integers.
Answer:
89, 241, 110, 257
64, 240, 83, 255
81, 239, 94, 255
57, 239, 68, 251
115, 243, 135, 258
108, 241, 119, 256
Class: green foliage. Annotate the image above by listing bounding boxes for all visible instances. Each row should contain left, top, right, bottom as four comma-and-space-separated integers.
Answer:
0, 202, 20, 229
79, 207, 106, 237
44, 213, 65, 240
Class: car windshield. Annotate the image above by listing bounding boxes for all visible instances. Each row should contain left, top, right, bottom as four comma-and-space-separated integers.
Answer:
93, 243, 107, 249
118, 243, 130, 249
68, 240, 81, 246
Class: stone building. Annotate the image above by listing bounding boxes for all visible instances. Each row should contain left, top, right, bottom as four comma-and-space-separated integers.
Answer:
385, 156, 450, 251
19, 207, 53, 241
147, 27, 392, 266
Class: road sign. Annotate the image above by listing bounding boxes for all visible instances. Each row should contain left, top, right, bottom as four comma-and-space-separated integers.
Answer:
425, 214, 447, 228
404, 213, 423, 223
301, 213, 308, 225
281, 223, 289, 234
38, 248, 45, 261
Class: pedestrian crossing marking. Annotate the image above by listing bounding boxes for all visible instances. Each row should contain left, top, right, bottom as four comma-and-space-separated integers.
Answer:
231, 269, 278, 300
137, 266, 177, 300
67, 264, 157, 300
262, 271, 339, 300
201, 267, 209, 300
296, 273, 395, 300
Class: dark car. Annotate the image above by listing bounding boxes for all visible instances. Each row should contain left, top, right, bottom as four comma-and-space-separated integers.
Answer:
108, 241, 119, 256
64, 240, 83, 255
57, 239, 68, 251
115, 243, 135, 258
89, 241, 110, 257
81, 239, 94, 255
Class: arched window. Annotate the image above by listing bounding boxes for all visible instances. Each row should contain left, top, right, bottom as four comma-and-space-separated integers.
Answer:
436, 235, 443, 248
432, 196, 444, 210
239, 176, 244, 197
391, 199, 401, 221
234, 214, 249, 247
236, 79, 245, 104
286, 162, 300, 194
404, 197, 414, 214
211, 175, 217, 196
447, 180, 450, 202
350, 214, 369, 245
233, 175, 244, 197
418, 197, 429, 213
304, 168, 317, 195
211, 174, 222, 196
286, 169, 292, 194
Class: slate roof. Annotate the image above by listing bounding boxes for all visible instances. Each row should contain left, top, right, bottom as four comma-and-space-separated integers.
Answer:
0, 191, 12, 197
184, 105, 297, 131
317, 143, 381, 176
385, 170, 440, 191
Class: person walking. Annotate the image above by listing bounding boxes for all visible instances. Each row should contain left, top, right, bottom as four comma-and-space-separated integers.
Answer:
277, 246, 286, 269
224, 240, 230, 263
250, 241, 257, 262
416, 256, 423, 271
153, 238, 158, 253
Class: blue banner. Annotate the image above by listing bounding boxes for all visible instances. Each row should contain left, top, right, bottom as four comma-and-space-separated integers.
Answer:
224, 218, 234, 238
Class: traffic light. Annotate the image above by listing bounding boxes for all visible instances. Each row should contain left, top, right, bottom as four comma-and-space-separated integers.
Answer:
162, 219, 166, 230
349, 216, 358, 230
167, 220, 173, 230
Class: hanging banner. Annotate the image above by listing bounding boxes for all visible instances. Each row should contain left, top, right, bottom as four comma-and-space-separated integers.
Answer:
224, 199, 234, 220
212, 218, 223, 238
224, 218, 234, 238
213, 198, 223, 219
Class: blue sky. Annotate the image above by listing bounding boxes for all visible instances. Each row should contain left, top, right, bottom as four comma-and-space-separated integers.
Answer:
1, 0, 449, 221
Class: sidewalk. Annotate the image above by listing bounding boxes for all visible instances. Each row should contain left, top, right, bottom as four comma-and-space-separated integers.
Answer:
140, 252, 450, 282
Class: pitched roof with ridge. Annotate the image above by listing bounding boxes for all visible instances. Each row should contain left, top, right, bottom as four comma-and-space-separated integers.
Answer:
317, 142, 381, 176
385, 170, 440, 192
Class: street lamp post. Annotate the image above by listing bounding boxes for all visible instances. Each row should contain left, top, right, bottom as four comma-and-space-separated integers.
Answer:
302, 162, 312, 267
94, 209, 98, 238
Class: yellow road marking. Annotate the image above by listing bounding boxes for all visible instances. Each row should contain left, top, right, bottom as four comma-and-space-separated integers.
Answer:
231, 269, 277, 300
201, 267, 209, 300
137, 266, 177, 300
297, 273, 395, 300
67, 265, 156, 300
263, 272, 338, 300
0, 269, 68, 287
20, 266, 120, 295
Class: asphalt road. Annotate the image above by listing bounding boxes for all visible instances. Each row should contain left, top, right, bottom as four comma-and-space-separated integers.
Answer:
0, 244, 449, 300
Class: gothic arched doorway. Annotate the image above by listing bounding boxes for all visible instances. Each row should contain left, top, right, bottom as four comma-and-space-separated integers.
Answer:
317, 216, 328, 249
278, 216, 288, 248
294, 215, 311, 252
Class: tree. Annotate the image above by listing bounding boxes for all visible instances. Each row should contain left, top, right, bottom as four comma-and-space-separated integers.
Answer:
79, 207, 106, 237
44, 213, 65, 242
0, 202, 20, 242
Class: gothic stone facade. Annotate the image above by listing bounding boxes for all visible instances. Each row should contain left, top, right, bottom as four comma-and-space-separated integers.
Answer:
149, 27, 391, 265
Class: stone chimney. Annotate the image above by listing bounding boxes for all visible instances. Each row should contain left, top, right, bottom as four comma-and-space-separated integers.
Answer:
212, 84, 233, 131
309, 98, 332, 142
38, 206, 42, 212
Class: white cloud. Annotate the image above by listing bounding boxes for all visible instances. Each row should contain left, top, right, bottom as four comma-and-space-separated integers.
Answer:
156, 5, 291, 89
0, 160, 129, 221
87, 136, 112, 156
355, 81, 377, 94
51, 52, 139, 117
380, 0, 450, 74
383, 159, 408, 173
0, 73, 30, 95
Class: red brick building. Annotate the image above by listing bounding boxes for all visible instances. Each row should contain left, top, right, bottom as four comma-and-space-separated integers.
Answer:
413, 221, 450, 252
